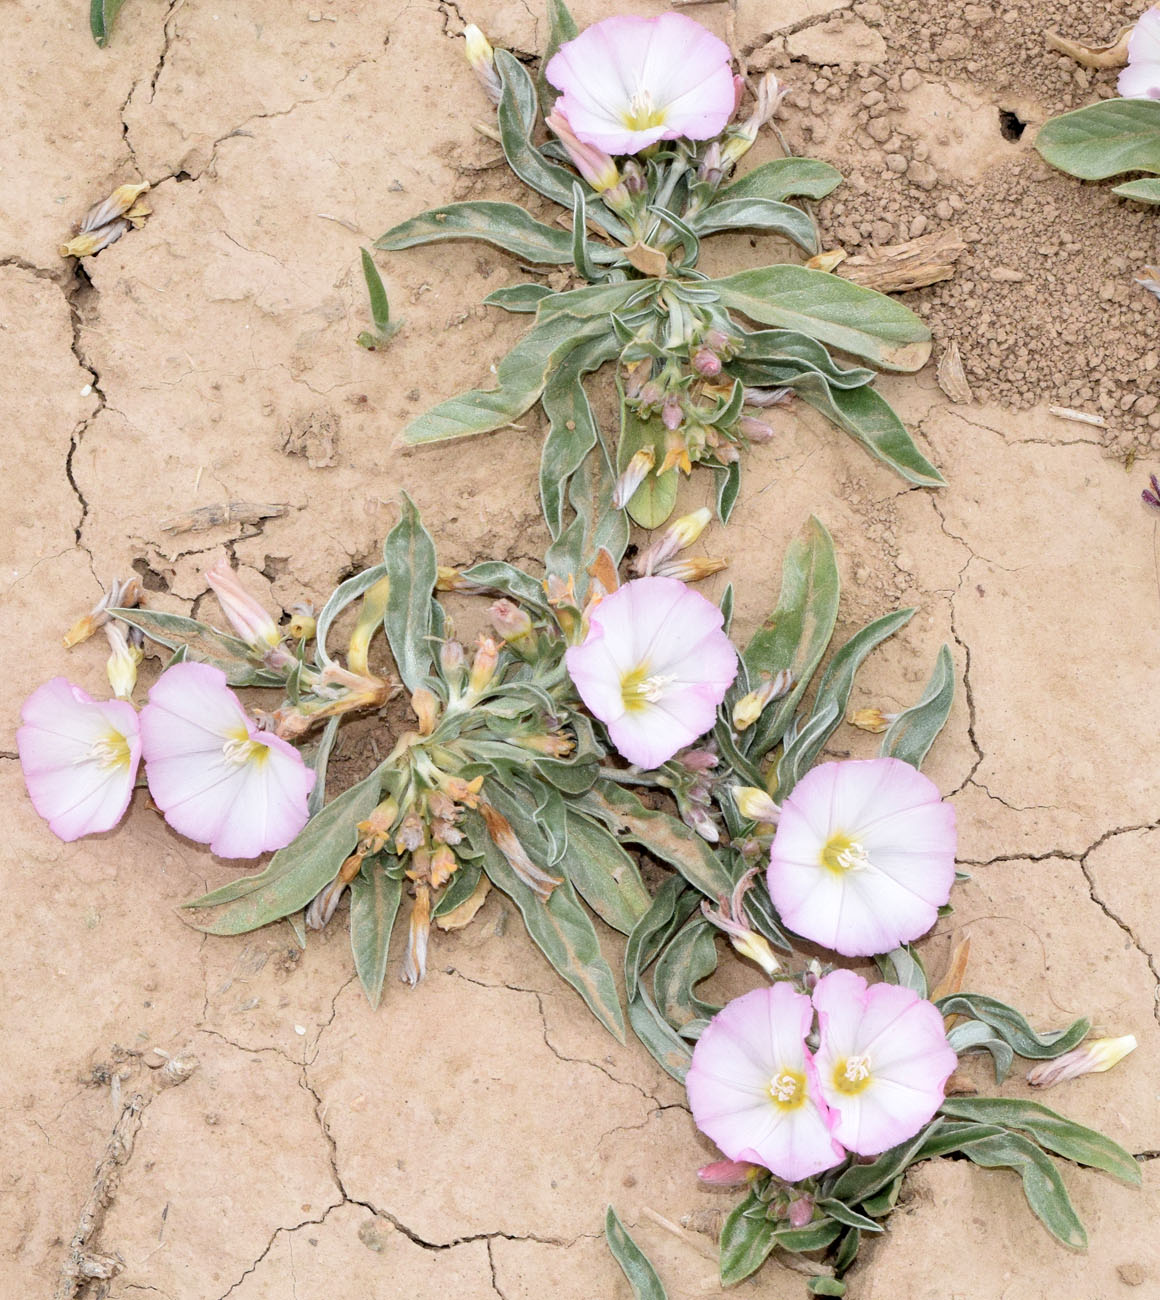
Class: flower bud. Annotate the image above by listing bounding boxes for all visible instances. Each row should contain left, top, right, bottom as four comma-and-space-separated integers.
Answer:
651, 556, 728, 583
411, 687, 440, 735
659, 432, 693, 476
430, 843, 458, 889
467, 634, 500, 698
463, 24, 503, 105
697, 1159, 758, 1187
479, 801, 562, 899
288, 608, 316, 641
738, 416, 775, 443
691, 347, 721, 378
696, 142, 722, 185
720, 73, 781, 169
661, 397, 683, 431
849, 707, 895, 734
612, 447, 655, 510
1026, 1035, 1138, 1088
733, 786, 780, 824
357, 796, 400, 853
545, 108, 621, 193
402, 884, 432, 985
104, 623, 142, 700
787, 1196, 814, 1229
440, 638, 466, 683
732, 669, 794, 731
490, 598, 534, 645
714, 443, 740, 464
621, 159, 647, 195
205, 561, 282, 652
635, 379, 664, 409
632, 508, 713, 576
346, 574, 391, 676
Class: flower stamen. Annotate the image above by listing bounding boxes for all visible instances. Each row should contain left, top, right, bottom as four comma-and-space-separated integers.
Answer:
621, 668, 677, 710
833, 1054, 873, 1096
86, 730, 131, 771
767, 1069, 806, 1109
820, 832, 871, 875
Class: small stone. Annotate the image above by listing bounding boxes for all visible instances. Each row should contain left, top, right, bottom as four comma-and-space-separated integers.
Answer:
885, 153, 908, 173
907, 160, 938, 190
1117, 1263, 1148, 1287
909, 214, 929, 237
867, 117, 892, 142
900, 68, 922, 91
1135, 394, 1159, 416
935, 199, 954, 220
307, 9, 322, 20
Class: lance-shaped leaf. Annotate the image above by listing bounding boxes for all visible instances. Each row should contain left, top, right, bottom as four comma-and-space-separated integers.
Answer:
182, 768, 384, 934
624, 876, 700, 1078
1112, 177, 1160, 203
467, 813, 626, 1040
732, 327, 876, 389
484, 283, 555, 313
111, 608, 284, 688
581, 780, 733, 898
541, 332, 621, 536
775, 608, 914, 800
376, 201, 621, 265
383, 494, 438, 693
881, 643, 955, 768
719, 1192, 779, 1286
604, 1207, 667, 1300
538, 0, 579, 113
873, 944, 928, 997
790, 371, 944, 487
559, 811, 652, 935
545, 430, 629, 588
1035, 98, 1160, 179
960, 1130, 1088, 1249
715, 157, 843, 204
91, 0, 128, 46
313, 562, 388, 668
653, 915, 720, 1028
736, 516, 840, 759
709, 265, 931, 371
935, 993, 1089, 1060
495, 49, 629, 241
350, 860, 402, 1008
947, 1018, 1015, 1080
457, 559, 551, 613
940, 1098, 1141, 1185
688, 197, 817, 253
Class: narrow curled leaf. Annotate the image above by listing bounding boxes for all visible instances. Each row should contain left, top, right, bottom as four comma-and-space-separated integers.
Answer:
484, 283, 556, 312
313, 562, 388, 668
653, 916, 720, 1028
940, 1098, 1141, 1186
383, 493, 438, 692
873, 944, 928, 997
1034, 98, 1160, 180
710, 265, 932, 371
881, 643, 955, 768
350, 861, 402, 1008
111, 607, 284, 688
935, 993, 1089, 1060
604, 1207, 667, 1300
538, 0, 579, 113
376, 201, 620, 265
947, 1018, 1015, 1080
181, 768, 384, 934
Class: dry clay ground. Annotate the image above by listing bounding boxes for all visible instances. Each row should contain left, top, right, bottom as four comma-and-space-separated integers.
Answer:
4, 1, 1160, 1297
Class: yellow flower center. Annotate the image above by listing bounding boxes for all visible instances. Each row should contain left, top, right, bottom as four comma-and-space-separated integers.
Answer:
620, 665, 675, 712
221, 727, 269, 767
766, 1069, 807, 1110
88, 728, 131, 771
832, 1054, 873, 1096
820, 832, 871, 875
621, 90, 667, 132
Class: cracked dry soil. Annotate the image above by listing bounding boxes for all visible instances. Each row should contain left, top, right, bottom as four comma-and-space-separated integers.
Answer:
3, 1, 1160, 1297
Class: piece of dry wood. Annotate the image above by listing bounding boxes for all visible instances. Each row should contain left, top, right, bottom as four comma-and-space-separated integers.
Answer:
159, 501, 293, 534
936, 340, 974, 404
1046, 24, 1132, 69
838, 227, 967, 293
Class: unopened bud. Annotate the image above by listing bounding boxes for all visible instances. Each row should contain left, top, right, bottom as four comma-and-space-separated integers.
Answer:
661, 397, 683, 431
430, 843, 458, 889
545, 108, 621, 193
513, 731, 575, 757
787, 1196, 814, 1229
733, 786, 780, 824
467, 634, 500, 698
490, 598, 534, 645
411, 687, 440, 735
691, 347, 721, 378
622, 159, 647, 195
651, 555, 728, 583
1026, 1036, 1138, 1088
732, 670, 794, 731
849, 707, 895, 734
697, 1159, 758, 1187
288, 609, 316, 641
357, 796, 400, 853
395, 810, 426, 855
612, 447, 655, 510
636, 379, 664, 409
104, 623, 142, 700
658, 431, 692, 476
205, 560, 282, 652
696, 142, 722, 185
463, 24, 502, 105
440, 638, 466, 682
742, 387, 793, 409
632, 508, 714, 576
714, 443, 740, 464
738, 416, 775, 443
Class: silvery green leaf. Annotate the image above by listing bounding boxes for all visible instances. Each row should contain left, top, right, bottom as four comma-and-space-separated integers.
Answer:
935, 993, 1089, 1059
735, 516, 840, 758
807, 1277, 847, 1296
959, 1130, 1087, 1249
376, 201, 620, 265
814, 1200, 883, 1234
940, 1098, 1141, 1185
719, 1192, 779, 1285
350, 860, 402, 1009
733, 328, 876, 389
383, 493, 438, 693
545, 431, 629, 589
873, 944, 928, 997
110, 607, 284, 688
484, 283, 555, 313
881, 643, 955, 768
538, 0, 579, 114
689, 197, 817, 253
91, 0, 128, 46
828, 1120, 943, 1203
559, 812, 651, 935
1112, 176, 1160, 202
306, 716, 342, 816
604, 1206, 667, 1300
432, 860, 483, 918
181, 768, 383, 933
1035, 98, 1160, 179
625, 875, 699, 994
710, 265, 931, 371
947, 1018, 1015, 1081
715, 157, 843, 203
653, 916, 720, 1028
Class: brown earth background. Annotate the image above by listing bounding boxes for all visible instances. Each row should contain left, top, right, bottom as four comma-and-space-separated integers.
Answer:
4, 0, 1160, 1296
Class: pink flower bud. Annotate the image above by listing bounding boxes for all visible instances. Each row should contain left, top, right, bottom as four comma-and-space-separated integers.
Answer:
545, 108, 621, 193
788, 1196, 814, 1229
697, 1159, 757, 1187
691, 347, 721, 377
662, 398, 683, 431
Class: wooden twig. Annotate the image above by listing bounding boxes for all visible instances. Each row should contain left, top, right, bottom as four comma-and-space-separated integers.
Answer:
838, 228, 967, 293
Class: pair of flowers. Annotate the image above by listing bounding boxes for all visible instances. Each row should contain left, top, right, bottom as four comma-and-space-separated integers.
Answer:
18, 662, 314, 858
687, 971, 957, 1183
566, 576, 956, 958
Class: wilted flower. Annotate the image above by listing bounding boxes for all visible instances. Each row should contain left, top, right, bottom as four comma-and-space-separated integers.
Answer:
479, 800, 562, 899
632, 507, 712, 576
402, 883, 432, 985
62, 575, 142, 648
720, 73, 781, 169
104, 622, 142, 700
1026, 1035, 1139, 1088
18, 679, 142, 841
612, 447, 655, 510
347, 575, 391, 676
565, 576, 737, 769
768, 758, 956, 957
701, 866, 781, 977
732, 669, 793, 731
60, 182, 150, 258
140, 662, 315, 858
848, 707, 896, 734
812, 970, 956, 1155
686, 984, 845, 1182
1143, 473, 1160, 512
545, 14, 736, 155
1119, 6, 1160, 98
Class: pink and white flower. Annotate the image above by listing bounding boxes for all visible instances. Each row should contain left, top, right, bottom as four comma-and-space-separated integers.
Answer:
545, 14, 736, 155
686, 984, 845, 1182
140, 662, 314, 858
18, 678, 142, 841
1119, 6, 1160, 99
565, 576, 737, 770
767, 757, 956, 957
811, 970, 956, 1157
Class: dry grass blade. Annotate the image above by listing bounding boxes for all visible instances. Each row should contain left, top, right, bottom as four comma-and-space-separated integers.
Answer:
160, 501, 293, 534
